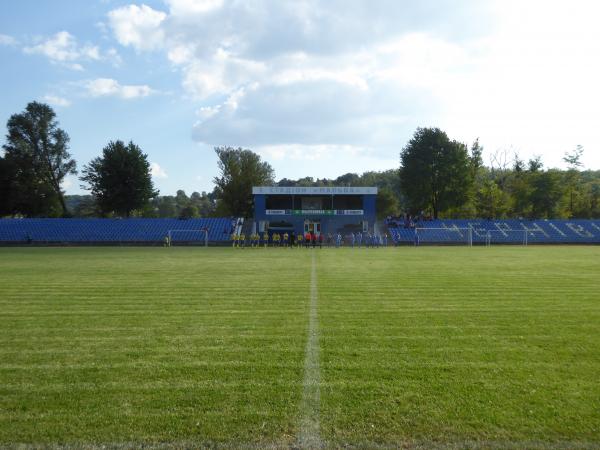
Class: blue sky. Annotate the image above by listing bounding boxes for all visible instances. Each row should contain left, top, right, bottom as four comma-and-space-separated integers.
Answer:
1, 0, 599, 195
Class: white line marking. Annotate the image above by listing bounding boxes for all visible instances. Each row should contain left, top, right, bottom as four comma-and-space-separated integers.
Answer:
298, 252, 321, 449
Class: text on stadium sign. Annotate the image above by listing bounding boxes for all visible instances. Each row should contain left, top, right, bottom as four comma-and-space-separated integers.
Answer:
253, 186, 377, 195
265, 209, 364, 215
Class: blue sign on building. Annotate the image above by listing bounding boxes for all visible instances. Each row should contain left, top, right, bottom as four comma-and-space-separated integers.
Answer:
252, 186, 378, 237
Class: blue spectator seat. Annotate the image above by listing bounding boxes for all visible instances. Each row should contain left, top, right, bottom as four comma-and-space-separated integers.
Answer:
388, 219, 600, 244
0, 218, 235, 243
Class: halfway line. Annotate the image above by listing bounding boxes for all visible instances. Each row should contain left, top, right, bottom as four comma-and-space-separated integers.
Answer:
297, 252, 321, 449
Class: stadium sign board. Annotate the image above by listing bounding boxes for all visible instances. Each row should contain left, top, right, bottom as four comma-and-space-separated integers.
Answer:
265, 209, 364, 216
253, 186, 377, 195
293, 210, 335, 215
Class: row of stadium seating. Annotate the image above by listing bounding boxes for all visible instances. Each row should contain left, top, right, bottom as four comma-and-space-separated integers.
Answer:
0, 218, 235, 243
388, 219, 600, 244
2, 218, 599, 244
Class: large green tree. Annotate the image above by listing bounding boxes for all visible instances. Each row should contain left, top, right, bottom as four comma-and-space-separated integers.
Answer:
213, 147, 274, 217
80, 140, 158, 217
2, 102, 77, 216
0, 156, 15, 216
375, 187, 399, 219
563, 145, 584, 217
399, 127, 476, 218
529, 169, 566, 218
506, 156, 532, 217
475, 177, 510, 219
190, 191, 216, 217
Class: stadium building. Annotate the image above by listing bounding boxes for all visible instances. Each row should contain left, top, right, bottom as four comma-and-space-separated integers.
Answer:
252, 186, 378, 237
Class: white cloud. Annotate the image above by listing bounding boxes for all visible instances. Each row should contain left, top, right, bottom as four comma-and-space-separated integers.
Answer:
167, 44, 194, 65
150, 162, 168, 178
435, 0, 600, 168
181, 49, 266, 99
108, 4, 166, 51
85, 78, 155, 99
256, 144, 398, 181
23, 31, 118, 70
106, 47, 122, 66
0, 34, 17, 46
166, 0, 224, 16
43, 95, 71, 107
105, 1, 486, 149
106, 0, 600, 169
24, 31, 98, 61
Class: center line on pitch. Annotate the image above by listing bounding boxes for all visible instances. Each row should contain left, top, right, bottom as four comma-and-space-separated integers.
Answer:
298, 252, 321, 449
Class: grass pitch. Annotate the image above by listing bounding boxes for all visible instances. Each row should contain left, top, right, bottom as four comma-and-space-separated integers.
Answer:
0, 246, 599, 448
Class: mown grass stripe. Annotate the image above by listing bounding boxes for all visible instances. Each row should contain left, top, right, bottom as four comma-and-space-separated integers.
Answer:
297, 252, 322, 449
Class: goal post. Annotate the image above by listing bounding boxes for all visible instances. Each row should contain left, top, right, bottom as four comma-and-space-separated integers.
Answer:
484, 229, 544, 246
167, 229, 209, 247
414, 227, 473, 246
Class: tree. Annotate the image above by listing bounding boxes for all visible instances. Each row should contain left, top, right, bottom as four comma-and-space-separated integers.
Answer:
590, 182, 600, 218
335, 173, 361, 186
528, 156, 543, 172
563, 145, 584, 168
563, 145, 584, 216
2, 150, 62, 217
153, 196, 177, 218
80, 140, 158, 217
506, 154, 531, 217
376, 187, 399, 219
179, 205, 199, 219
399, 128, 475, 219
190, 191, 216, 217
3, 102, 76, 216
469, 138, 484, 176
476, 178, 509, 219
65, 195, 97, 218
529, 169, 565, 218
213, 147, 274, 217
0, 156, 15, 216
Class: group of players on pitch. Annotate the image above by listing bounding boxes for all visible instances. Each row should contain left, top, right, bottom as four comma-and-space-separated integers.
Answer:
231, 231, 389, 248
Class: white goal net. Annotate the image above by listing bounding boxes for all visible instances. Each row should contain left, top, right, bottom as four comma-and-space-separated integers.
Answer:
484, 229, 546, 246
167, 229, 208, 246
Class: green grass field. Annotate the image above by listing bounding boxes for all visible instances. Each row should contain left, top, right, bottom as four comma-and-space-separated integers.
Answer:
1, 246, 599, 448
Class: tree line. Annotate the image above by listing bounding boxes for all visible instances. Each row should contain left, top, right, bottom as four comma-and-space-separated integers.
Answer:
0, 102, 159, 218
1, 102, 599, 220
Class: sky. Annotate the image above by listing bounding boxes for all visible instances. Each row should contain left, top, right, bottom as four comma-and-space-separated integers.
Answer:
1, 0, 599, 196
